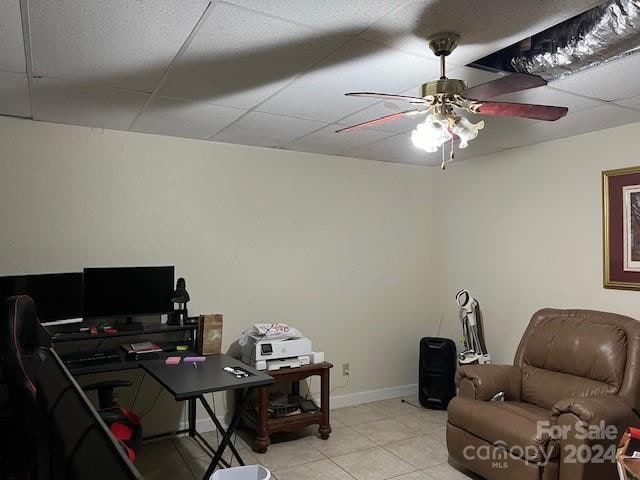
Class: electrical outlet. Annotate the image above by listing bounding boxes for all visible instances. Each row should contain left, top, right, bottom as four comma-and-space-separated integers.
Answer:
342, 362, 350, 376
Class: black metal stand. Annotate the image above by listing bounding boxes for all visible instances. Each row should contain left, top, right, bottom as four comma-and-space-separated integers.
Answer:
186, 388, 253, 480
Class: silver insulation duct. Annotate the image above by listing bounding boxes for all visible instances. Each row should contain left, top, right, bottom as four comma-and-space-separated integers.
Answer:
511, 0, 640, 80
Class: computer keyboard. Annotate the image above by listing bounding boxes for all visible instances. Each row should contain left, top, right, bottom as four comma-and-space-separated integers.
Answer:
62, 349, 121, 368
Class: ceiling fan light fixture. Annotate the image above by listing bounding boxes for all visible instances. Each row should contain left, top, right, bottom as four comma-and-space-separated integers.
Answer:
340, 32, 568, 166
451, 116, 484, 149
411, 113, 452, 153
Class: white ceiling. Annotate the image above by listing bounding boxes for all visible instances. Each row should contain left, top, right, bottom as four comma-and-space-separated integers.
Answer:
2, 0, 640, 166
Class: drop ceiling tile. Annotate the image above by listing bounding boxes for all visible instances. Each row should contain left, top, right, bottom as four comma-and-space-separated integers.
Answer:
348, 134, 440, 165
29, 0, 210, 92
132, 96, 246, 140
349, 133, 505, 166
0, 1, 26, 72
358, 0, 602, 66
285, 124, 392, 156
0, 72, 30, 117
496, 86, 603, 114
617, 95, 640, 111
474, 103, 640, 149
258, 38, 440, 122
211, 111, 325, 148
32, 77, 148, 130
448, 66, 506, 91
551, 53, 640, 101
226, 0, 405, 31
160, 2, 348, 109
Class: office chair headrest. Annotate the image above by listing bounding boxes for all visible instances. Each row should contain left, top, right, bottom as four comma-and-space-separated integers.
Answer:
0, 295, 50, 399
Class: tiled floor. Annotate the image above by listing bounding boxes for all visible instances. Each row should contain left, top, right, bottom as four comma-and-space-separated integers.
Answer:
136, 396, 476, 480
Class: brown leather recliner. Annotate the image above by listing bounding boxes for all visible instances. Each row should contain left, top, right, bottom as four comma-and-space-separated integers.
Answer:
446, 308, 640, 480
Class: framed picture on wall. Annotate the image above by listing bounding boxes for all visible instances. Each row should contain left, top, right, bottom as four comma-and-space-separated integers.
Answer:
603, 166, 640, 290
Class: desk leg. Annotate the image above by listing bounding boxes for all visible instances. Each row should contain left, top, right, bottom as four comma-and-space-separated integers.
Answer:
201, 389, 252, 480
255, 385, 270, 453
319, 369, 331, 440
188, 398, 197, 437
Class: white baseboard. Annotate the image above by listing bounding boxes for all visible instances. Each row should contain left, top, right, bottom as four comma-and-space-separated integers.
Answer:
145, 383, 418, 438
328, 383, 418, 409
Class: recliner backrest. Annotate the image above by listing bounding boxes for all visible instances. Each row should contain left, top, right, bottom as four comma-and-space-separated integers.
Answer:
514, 308, 640, 410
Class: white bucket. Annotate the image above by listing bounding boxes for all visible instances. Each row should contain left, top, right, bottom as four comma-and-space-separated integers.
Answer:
210, 465, 271, 480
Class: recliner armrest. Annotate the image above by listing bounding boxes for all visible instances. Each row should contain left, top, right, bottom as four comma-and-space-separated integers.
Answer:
550, 396, 640, 479
456, 364, 522, 401
550, 395, 637, 436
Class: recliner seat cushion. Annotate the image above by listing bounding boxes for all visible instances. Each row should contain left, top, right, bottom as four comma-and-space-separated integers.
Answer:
448, 397, 557, 463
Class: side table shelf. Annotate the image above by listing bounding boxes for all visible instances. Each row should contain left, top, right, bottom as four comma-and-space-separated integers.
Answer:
241, 361, 333, 453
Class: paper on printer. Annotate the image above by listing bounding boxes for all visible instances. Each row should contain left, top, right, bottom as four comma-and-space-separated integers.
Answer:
239, 323, 316, 371
239, 323, 303, 345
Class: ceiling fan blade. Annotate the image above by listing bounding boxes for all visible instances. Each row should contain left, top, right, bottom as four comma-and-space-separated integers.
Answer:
462, 73, 547, 99
335, 109, 427, 134
473, 101, 568, 121
345, 92, 427, 104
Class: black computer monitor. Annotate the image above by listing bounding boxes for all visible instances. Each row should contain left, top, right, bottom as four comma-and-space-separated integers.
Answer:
83, 266, 174, 319
0, 273, 83, 323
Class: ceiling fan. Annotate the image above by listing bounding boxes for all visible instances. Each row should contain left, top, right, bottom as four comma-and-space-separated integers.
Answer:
336, 33, 569, 169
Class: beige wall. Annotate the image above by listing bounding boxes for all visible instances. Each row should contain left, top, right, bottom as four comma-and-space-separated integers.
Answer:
0, 117, 434, 434
5, 113, 637, 434
432, 121, 640, 365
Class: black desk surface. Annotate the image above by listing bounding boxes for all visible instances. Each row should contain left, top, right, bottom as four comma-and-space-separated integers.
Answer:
143, 354, 273, 400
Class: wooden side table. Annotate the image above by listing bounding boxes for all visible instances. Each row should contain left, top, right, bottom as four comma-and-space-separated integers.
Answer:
241, 361, 333, 453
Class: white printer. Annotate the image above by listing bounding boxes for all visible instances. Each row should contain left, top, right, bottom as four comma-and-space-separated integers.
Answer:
239, 324, 314, 371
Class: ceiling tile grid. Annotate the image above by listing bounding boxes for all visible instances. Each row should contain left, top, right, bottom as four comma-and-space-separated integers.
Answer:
159, 1, 351, 109
224, 0, 408, 32
257, 38, 440, 122
32, 77, 149, 130
28, 0, 211, 93
0, 1, 26, 73
211, 111, 326, 148
284, 124, 394, 156
550, 53, 640, 102
617, 95, 640, 111
0, 71, 30, 118
469, 103, 640, 150
132, 96, 247, 140
0, 0, 637, 166
347, 133, 504, 166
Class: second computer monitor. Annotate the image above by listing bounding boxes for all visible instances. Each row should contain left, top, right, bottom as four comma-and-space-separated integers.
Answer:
83, 266, 174, 319
0, 272, 83, 323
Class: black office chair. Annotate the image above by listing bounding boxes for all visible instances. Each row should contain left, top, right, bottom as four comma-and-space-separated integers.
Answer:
0, 295, 51, 478
0, 296, 142, 466
82, 379, 143, 461
36, 347, 143, 480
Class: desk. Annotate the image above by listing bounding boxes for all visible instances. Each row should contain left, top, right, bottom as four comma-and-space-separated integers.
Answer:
60, 348, 273, 479
145, 354, 273, 480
